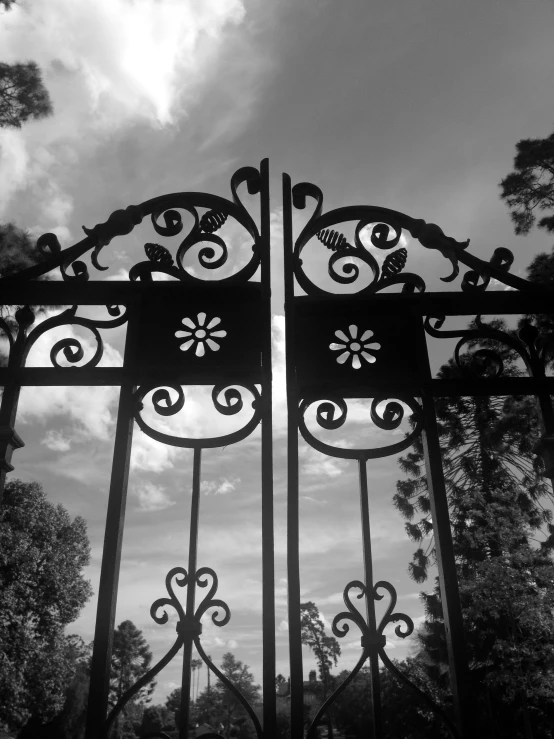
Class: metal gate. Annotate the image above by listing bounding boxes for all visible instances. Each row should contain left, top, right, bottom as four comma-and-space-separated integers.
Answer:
1, 159, 553, 739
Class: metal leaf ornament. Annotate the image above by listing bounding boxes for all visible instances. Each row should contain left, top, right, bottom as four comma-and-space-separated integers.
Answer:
199, 210, 228, 233
381, 247, 407, 278
144, 242, 174, 266
317, 228, 353, 252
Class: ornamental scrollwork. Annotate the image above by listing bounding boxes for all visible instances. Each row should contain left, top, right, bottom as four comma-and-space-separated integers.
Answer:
298, 394, 423, 460
0, 165, 263, 286
425, 314, 554, 380
133, 383, 262, 449
0, 303, 128, 368
306, 579, 458, 739
106, 565, 262, 739
291, 179, 548, 295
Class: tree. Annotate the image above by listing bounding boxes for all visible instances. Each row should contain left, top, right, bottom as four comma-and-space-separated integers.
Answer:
394, 331, 554, 735
0, 222, 50, 280
18, 636, 92, 739
300, 602, 341, 738
300, 601, 341, 698
139, 704, 173, 736
194, 652, 261, 738
500, 129, 554, 238
0, 62, 53, 129
0, 480, 92, 732
109, 620, 155, 738
0, 1, 17, 10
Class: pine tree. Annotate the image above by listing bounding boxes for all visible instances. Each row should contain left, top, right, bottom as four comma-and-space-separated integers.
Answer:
394, 330, 554, 736
109, 621, 155, 738
0, 62, 53, 128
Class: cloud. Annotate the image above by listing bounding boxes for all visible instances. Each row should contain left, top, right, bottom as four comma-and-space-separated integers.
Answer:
201, 477, 240, 495
0, 0, 257, 230
134, 481, 176, 512
41, 429, 72, 452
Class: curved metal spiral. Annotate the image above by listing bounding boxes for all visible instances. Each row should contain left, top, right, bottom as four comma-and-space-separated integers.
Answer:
17, 304, 129, 369
307, 578, 458, 739
424, 314, 539, 379
133, 383, 262, 449
0, 165, 263, 286
298, 394, 424, 460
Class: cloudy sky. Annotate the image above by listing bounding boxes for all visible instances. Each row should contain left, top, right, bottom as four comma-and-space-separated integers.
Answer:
2, 0, 554, 708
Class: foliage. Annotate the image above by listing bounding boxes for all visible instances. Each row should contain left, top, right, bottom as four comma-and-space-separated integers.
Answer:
193, 652, 261, 738
17, 636, 92, 739
395, 325, 554, 734
332, 662, 451, 739
109, 620, 155, 708
500, 129, 554, 237
394, 327, 550, 582
0, 1, 17, 10
300, 601, 341, 697
139, 704, 173, 735
0, 222, 50, 280
0, 62, 53, 129
0, 480, 92, 732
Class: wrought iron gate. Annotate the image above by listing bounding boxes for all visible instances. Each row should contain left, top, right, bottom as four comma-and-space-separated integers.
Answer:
1, 159, 553, 739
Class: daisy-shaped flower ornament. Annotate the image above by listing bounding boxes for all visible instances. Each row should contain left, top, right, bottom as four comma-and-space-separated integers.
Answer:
330, 325, 381, 370
175, 312, 227, 357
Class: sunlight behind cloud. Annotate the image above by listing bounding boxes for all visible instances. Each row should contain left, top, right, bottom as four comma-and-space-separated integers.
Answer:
0, 0, 250, 227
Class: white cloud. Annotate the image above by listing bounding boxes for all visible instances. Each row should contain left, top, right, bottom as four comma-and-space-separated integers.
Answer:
134, 481, 176, 512
0, 0, 254, 228
41, 429, 72, 452
201, 477, 240, 495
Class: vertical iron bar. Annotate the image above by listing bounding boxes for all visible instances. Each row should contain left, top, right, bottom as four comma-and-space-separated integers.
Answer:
180, 446, 202, 739
85, 301, 139, 739
358, 459, 381, 738
259, 158, 276, 737
421, 391, 472, 738
283, 172, 304, 737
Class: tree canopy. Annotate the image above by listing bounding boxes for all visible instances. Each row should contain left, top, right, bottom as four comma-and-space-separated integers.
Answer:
500, 129, 554, 238
0, 480, 92, 731
0, 61, 53, 129
394, 325, 554, 735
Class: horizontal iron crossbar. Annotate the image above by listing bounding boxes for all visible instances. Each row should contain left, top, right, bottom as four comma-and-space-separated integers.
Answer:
1, 368, 552, 396
0, 284, 553, 315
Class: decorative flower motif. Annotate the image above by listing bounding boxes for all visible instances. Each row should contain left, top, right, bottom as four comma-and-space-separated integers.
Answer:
175, 312, 226, 357
330, 325, 381, 370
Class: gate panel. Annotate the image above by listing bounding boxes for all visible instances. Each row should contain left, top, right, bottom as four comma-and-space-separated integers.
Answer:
282, 172, 554, 739
0, 160, 275, 739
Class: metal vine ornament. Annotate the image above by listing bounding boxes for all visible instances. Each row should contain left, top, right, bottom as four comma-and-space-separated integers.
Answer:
1, 160, 554, 739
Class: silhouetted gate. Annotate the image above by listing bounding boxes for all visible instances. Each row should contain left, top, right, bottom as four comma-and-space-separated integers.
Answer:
1, 160, 553, 739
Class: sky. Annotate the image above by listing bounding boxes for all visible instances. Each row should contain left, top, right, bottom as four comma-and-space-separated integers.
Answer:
2, 0, 554, 710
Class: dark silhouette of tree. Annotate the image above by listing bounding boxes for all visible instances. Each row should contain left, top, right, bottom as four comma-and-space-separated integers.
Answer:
300, 601, 341, 697
109, 620, 155, 738
300, 601, 341, 738
139, 704, 173, 735
0, 480, 92, 733
0, 61, 53, 129
500, 129, 554, 238
0, 222, 50, 280
394, 329, 554, 735
0, 1, 17, 10
193, 652, 261, 738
